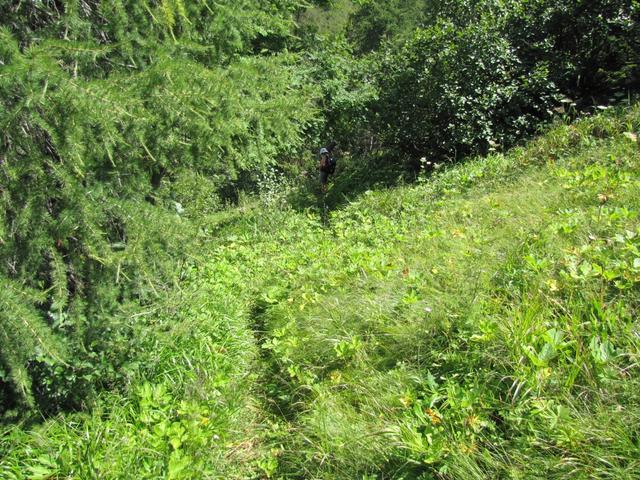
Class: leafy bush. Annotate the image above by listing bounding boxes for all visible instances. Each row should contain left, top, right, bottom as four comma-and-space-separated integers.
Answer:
342, 0, 638, 168
505, 0, 640, 100
376, 20, 558, 161
347, 0, 429, 54
303, 39, 380, 153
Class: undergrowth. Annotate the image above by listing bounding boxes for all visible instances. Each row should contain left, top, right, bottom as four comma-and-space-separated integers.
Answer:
1, 105, 639, 479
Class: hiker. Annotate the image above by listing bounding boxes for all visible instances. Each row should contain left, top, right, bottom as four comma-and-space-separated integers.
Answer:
319, 142, 337, 192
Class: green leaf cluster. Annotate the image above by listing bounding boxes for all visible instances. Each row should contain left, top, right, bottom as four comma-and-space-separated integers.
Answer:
311, 0, 639, 166
377, 20, 559, 161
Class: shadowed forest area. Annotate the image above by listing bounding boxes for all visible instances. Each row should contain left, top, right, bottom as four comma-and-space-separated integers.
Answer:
1, 1, 639, 478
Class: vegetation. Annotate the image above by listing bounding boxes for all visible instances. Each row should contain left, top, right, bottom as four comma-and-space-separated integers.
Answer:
1, 0, 639, 478
3, 98, 640, 480
0, 0, 319, 413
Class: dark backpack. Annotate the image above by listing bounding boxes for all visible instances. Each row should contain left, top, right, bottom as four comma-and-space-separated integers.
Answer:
327, 156, 337, 174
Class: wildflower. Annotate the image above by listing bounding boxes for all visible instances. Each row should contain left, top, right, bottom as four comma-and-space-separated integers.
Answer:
425, 408, 442, 425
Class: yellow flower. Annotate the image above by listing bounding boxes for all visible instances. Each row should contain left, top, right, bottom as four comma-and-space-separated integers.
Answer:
465, 414, 483, 432
425, 408, 442, 425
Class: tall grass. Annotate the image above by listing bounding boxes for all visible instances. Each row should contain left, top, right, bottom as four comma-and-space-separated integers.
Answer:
2, 104, 639, 478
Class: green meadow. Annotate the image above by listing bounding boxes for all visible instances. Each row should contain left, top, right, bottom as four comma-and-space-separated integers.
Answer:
3, 105, 639, 479
2, 1, 639, 478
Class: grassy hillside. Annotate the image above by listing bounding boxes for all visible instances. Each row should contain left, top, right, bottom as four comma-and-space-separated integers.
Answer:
2, 105, 639, 478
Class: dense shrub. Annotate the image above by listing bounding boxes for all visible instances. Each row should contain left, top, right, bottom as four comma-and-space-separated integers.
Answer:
505, 0, 640, 100
303, 39, 379, 154
376, 21, 558, 161
0, 0, 300, 71
347, 0, 428, 54
346, 0, 639, 164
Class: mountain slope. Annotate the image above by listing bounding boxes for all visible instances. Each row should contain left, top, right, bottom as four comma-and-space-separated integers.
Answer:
2, 105, 639, 479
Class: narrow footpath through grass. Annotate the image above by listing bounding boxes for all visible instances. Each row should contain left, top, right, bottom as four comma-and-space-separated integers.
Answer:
2, 105, 639, 479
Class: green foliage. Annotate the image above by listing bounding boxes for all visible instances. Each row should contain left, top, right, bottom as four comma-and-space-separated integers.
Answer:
2, 0, 640, 476
2, 101, 640, 479
0, 278, 67, 407
297, 0, 357, 40
348, 0, 428, 53
377, 20, 559, 161
0, 5, 318, 411
341, 0, 638, 167
346, 0, 511, 54
0, 0, 300, 71
256, 105, 640, 478
303, 39, 379, 153
505, 0, 640, 100
0, 254, 262, 477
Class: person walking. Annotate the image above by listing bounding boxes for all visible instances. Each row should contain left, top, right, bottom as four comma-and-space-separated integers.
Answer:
319, 142, 337, 192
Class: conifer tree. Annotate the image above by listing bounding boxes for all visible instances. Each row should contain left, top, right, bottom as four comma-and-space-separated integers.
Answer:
0, 2, 319, 412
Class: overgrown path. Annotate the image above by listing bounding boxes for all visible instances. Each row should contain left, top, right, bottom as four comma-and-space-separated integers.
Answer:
219, 110, 640, 478
241, 164, 566, 476
3, 107, 639, 479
